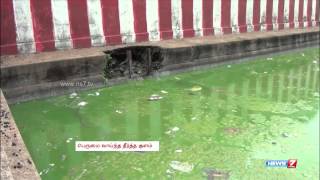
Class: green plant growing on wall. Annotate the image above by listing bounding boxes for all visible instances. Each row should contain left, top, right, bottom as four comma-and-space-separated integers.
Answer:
103, 53, 113, 80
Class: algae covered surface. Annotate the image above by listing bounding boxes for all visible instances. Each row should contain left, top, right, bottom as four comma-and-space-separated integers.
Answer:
10, 48, 319, 180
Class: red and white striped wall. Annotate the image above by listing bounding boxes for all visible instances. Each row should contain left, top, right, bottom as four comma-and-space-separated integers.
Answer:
1, 0, 319, 55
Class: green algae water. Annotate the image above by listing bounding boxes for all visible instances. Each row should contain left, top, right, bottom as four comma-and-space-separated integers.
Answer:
11, 48, 319, 180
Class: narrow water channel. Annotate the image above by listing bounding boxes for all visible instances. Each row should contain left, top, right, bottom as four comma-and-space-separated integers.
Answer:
10, 48, 319, 179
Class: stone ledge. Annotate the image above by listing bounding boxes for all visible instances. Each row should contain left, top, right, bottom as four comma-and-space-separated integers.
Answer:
0, 90, 40, 180
0, 28, 319, 104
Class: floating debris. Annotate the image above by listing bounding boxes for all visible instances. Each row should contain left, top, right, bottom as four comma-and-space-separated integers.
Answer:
74, 169, 87, 180
132, 166, 144, 172
95, 92, 100, 96
69, 92, 77, 98
263, 71, 268, 74
172, 127, 180, 132
165, 127, 180, 135
224, 127, 240, 135
166, 169, 174, 174
203, 168, 230, 179
169, 161, 194, 173
190, 86, 202, 92
175, 149, 183, 153
160, 90, 168, 94
66, 138, 73, 143
313, 60, 318, 64
87, 93, 95, 96
174, 77, 181, 80
250, 70, 258, 75
49, 163, 55, 167
61, 154, 67, 161
266, 57, 273, 60
282, 132, 289, 138
115, 110, 123, 114
148, 94, 163, 101
227, 65, 231, 68
78, 101, 88, 107
301, 53, 305, 57
191, 117, 197, 121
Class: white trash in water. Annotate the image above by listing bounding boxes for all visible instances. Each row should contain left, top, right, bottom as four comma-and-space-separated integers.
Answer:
66, 138, 73, 143
115, 110, 123, 114
161, 90, 168, 94
169, 161, 194, 173
172, 127, 180, 132
95, 92, 100, 96
78, 102, 88, 107
266, 57, 273, 60
175, 149, 183, 153
69, 92, 77, 98
149, 94, 163, 101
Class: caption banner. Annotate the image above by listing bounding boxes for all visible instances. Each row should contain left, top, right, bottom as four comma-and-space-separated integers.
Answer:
76, 141, 159, 152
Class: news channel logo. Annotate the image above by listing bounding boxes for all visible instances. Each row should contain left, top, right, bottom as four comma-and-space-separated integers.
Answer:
265, 159, 297, 168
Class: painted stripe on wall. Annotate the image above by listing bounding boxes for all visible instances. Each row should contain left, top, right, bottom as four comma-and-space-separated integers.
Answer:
100, 0, 121, 45
13, 0, 35, 53
293, 0, 299, 27
284, 0, 290, 28
213, 0, 222, 34
51, 0, 72, 49
306, 0, 312, 26
158, 0, 173, 40
246, 0, 254, 32
182, 0, 195, 37
67, 0, 91, 48
146, 0, 159, 41
0, 0, 17, 55
253, 0, 261, 31
221, 0, 232, 34
202, 0, 213, 36
266, 0, 274, 30
133, 0, 148, 42
119, 0, 135, 43
316, 0, 319, 26
30, 0, 55, 52
238, 0, 248, 33
172, 0, 182, 39
193, 0, 203, 36
311, 0, 316, 26
289, 0, 295, 28
260, 0, 267, 31
87, 0, 105, 46
231, 0, 239, 33
278, 0, 285, 29
298, 0, 304, 27
303, 0, 308, 27
272, 0, 279, 30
